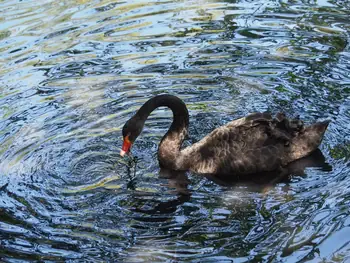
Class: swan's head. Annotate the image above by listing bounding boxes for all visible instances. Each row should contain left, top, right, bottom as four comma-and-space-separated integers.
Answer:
120, 116, 143, 157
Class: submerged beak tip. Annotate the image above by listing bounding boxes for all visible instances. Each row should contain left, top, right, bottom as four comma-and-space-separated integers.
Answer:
120, 149, 126, 157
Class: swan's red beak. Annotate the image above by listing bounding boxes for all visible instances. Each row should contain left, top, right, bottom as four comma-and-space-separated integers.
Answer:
120, 135, 132, 157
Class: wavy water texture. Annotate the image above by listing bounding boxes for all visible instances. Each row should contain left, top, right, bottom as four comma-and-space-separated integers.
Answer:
0, 0, 349, 262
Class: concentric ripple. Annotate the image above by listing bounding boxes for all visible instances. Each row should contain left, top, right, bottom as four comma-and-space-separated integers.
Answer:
0, 0, 349, 262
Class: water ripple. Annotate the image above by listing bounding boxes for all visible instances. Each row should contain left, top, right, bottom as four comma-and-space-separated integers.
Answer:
0, 0, 349, 262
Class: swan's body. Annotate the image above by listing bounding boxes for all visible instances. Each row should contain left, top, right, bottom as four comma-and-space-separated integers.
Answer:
121, 95, 329, 175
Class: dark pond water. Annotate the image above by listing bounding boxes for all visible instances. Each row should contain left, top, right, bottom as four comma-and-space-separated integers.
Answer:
1, 0, 350, 262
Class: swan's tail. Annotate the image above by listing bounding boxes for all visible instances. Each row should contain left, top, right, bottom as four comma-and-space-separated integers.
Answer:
286, 120, 330, 163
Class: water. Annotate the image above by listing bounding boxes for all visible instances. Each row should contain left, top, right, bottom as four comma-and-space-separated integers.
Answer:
0, 0, 349, 262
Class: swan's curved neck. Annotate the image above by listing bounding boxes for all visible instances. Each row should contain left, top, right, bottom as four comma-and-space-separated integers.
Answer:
135, 95, 189, 169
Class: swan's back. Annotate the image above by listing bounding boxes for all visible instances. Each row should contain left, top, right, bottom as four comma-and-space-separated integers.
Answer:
180, 112, 329, 175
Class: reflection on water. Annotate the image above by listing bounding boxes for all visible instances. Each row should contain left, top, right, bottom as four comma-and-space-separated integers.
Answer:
0, 0, 350, 262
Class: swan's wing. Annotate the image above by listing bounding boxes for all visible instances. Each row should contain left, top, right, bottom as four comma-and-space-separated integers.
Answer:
184, 112, 306, 175
226, 112, 273, 128
203, 117, 287, 174
187, 139, 285, 175
221, 145, 285, 175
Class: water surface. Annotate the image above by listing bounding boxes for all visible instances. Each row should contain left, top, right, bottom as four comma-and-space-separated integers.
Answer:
0, 0, 350, 262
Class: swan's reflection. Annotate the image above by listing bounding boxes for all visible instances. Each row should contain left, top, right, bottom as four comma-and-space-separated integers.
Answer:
126, 165, 191, 217
127, 149, 330, 217
159, 168, 190, 196
159, 149, 330, 194
132, 170, 190, 216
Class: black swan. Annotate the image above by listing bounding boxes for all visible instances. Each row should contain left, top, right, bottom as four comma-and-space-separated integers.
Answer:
120, 94, 329, 175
